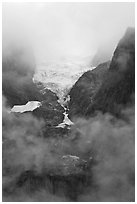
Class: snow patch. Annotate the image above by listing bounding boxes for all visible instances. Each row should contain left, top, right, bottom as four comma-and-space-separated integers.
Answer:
62, 155, 79, 161
11, 101, 41, 113
56, 107, 73, 128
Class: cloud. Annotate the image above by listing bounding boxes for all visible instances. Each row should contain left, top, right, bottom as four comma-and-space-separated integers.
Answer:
2, 3, 135, 201
3, 96, 67, 201
2, 46, 45, 106
71, 106, 135, 201
2, 95, 135, 201
2, 2, 135, 64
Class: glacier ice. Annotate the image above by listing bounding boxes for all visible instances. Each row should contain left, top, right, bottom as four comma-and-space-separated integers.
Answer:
33, 61, 95, 127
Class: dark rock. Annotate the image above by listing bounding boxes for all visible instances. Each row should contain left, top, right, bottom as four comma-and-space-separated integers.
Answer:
9, 160, 91, 201
32, 89, 64, 125
86, 27, 135, 117
68, 61, 110, 119
68, 27, 135, 119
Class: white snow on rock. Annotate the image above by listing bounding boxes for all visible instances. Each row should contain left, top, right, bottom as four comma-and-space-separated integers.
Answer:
33, 61, 95, 104
11, 101, 41, 113
56, 110, 73, 128
62, 155, 80, 161
33, 61, 95, 127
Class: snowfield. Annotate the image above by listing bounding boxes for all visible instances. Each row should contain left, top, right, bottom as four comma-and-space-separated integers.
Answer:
11, 101, 41, 113
33, 61, 95, 103
33, 61, 95, 127
11, 61, 94, 127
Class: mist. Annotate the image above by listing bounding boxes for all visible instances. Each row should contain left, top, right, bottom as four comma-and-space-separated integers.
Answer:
2, 2, 135, 202
3, 95, 135, 201
2, 2, 135, 65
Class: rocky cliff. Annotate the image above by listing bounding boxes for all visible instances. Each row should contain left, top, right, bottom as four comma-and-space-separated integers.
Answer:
68, 27, 135, 119
68, 61, 110, 118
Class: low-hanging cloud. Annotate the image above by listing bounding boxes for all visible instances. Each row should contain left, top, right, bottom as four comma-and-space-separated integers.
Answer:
2, 45, 45, 107
2, 2, 135, 64
3, 95, 135, 201
2, 2, 135, 202
3, 96, 68, 201
69, 106, 135, 202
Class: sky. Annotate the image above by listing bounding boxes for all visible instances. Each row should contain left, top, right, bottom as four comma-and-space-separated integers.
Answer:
2, 2, 135, 64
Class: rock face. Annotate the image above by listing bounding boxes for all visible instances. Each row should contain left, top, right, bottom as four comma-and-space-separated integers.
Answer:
68, 27, 135, 119
68, 61, 110, 118
86, 27, 135, 116
32, 89, 65, 137
13, 168, 90, 201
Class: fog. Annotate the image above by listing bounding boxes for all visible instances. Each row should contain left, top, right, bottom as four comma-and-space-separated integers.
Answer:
3, 95, 135, 201
2, 3, 135, 202
2, 2, 135, 64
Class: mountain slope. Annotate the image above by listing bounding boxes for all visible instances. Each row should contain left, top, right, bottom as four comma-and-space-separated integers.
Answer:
68, 61, 110, 118
86, 27, 135, 117
68, 27, 135, 119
